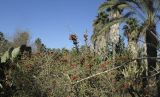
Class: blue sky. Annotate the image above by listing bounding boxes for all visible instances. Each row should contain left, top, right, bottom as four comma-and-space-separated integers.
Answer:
0, 0, 105, 49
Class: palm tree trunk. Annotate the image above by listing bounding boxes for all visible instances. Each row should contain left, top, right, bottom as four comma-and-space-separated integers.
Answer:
141, 42, 148, 91
93, 41, 96, 56
112, 43, 116, 61
128, 40, 138, 97
128, 41, 138, 59
109, 11, 120, 61
146, 31, 157, 74
146, 25, 159, 96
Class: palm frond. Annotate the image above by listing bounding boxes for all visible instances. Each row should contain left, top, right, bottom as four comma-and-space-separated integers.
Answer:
123, 11, 135, 18
99, 0, 145, 20
98, 1, 116, 12
154, 0, 160, 16
99, 0, 130, 13
125, 0, 147, 20
98, 17, 129, 37
155, 15, 160, 23
91, 33, 97, 42
140, 22, 149, 36
115, 1, 130, 10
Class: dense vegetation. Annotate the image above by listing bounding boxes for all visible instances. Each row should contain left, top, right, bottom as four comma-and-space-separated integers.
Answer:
0, 0, 160, 97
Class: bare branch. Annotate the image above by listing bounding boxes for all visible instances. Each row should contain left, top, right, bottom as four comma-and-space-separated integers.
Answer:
71, 57, 160, 85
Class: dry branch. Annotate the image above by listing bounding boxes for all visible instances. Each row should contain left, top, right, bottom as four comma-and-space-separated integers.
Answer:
71, 57, 160, 85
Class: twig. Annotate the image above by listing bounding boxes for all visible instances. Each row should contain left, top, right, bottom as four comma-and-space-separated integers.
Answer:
71, 57, 160, 85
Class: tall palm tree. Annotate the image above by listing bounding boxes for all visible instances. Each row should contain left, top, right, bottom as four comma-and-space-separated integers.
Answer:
109, 11, 120, 60
123, 18, 140, 59
98, 0, 160, 96
91, 12, 110, 54
93, 1, 121, 60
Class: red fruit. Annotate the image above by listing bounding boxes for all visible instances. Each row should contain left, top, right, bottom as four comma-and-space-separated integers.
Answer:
70, 64, 77, 69
100, 64, 106, 68
112, 79, 116, 83
85, 64, 92, 70
124, 83, 129, 89
70, 75, 78, 81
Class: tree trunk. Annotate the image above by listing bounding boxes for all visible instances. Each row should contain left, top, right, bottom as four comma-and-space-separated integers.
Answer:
127, 35, 139, 96
112, 43, 116, 61
146, 25, 159, 96
141, 42, 148, 92
128, 40, 138, 59
146, 30, 157, 73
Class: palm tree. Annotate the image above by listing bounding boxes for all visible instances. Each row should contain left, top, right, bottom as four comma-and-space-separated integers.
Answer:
91, 12, 110, 54
109, 11, 120, 60
98, 0, 160, 96
123, 18, 140, 59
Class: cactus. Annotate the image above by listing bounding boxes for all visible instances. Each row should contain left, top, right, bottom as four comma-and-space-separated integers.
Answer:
1, 45, 31, 63
0, 44, 32, 97
11, 46, 21, 62
1, 47, 14, 63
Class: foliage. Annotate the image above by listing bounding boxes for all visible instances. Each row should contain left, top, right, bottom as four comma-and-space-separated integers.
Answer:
34, 38, 46, 53
13, 32, 30, 47
0, 44, 31, 97
0, 32, 11, 56
0, 33, 160, 97
0, 0, 160, 97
